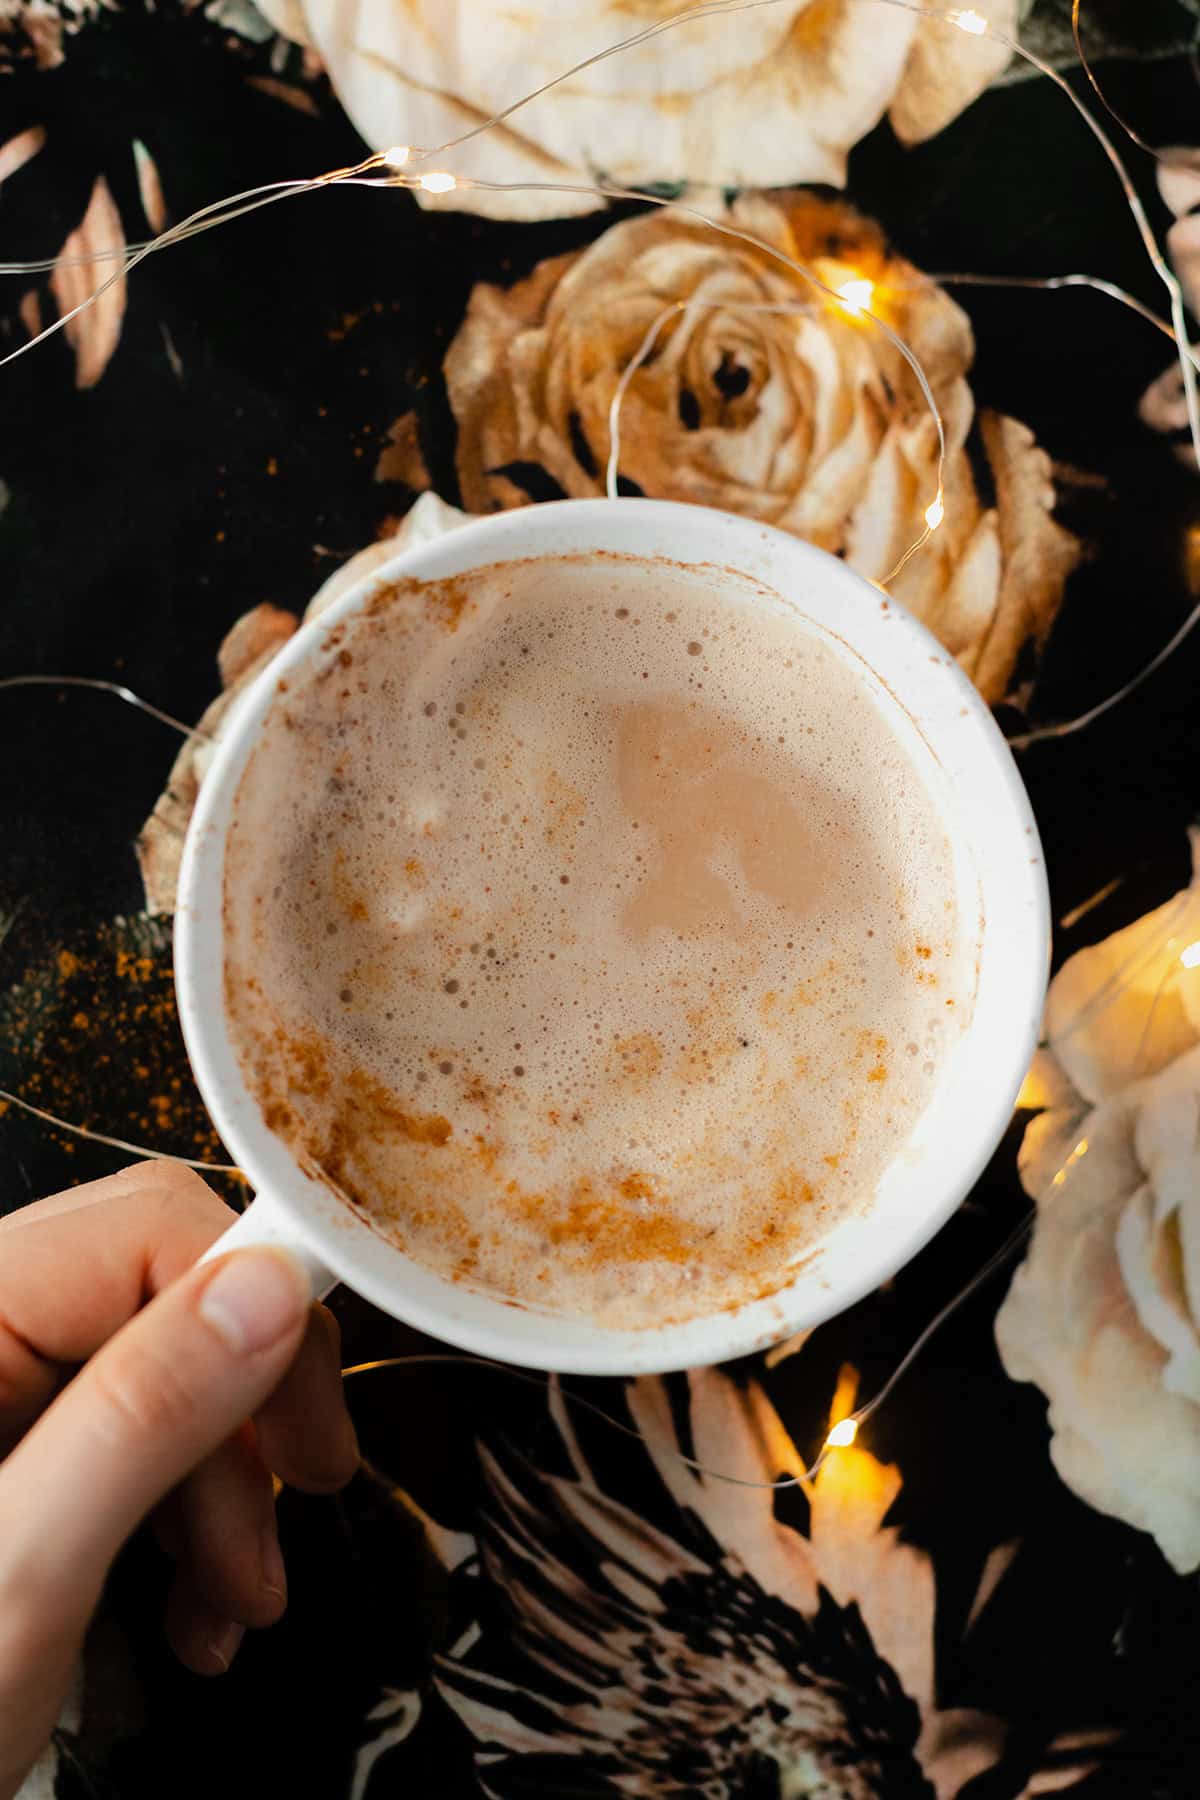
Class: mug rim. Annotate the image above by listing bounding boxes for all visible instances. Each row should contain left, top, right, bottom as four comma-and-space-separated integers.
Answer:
175, 498, 1049, 1374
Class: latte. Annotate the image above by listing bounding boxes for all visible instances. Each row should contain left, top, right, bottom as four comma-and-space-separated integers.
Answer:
223, 551, 975, 1326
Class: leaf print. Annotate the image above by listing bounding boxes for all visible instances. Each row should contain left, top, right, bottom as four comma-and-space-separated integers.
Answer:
48, 174, 126, 389
0, 124, 45, 186
346, 1368, 1118, 1798
131, 138, 167, 234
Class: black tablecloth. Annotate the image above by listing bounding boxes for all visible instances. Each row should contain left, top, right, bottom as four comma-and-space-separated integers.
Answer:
3, 7, 1200, 1795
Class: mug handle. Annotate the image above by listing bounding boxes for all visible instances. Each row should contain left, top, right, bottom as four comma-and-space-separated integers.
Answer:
198, 1190, 339, 1301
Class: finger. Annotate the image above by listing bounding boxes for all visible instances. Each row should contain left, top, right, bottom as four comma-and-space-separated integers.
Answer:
0, 1162, 236, 1442
254, 1305, 359, 1493
163, 1567, 245, 1679
0, 1248, 308, 1796
151, 1309, 357, 1629
168, 1308, 357, 1632
174, 1425, 286, 1629
0, 1247, 311, 1647
0, 1602, 79, 1800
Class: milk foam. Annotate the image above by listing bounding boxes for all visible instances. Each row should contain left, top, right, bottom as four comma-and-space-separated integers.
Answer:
224, 553, 975, 1327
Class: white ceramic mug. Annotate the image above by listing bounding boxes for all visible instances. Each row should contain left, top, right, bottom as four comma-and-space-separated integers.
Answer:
177, 498, 1048, 1375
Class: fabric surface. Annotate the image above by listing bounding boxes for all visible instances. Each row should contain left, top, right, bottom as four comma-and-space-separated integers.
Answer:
3, 5, 1200, 1794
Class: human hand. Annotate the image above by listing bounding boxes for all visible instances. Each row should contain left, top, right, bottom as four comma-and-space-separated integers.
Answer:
0, 1160, 360, 1799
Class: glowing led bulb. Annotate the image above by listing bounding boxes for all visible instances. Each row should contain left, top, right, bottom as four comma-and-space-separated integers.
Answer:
1051, 1136, 1089, 1188
383, 144, 411, 168
950, 8, 988, 32
418, 171, 458, 194
1181, 941, 1200, 969
825, 1417, 858, 1449
924, 494, 946, 530
835, 277, 875, 314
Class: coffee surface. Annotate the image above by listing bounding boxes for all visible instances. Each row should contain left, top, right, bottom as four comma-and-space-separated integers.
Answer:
224, 553, 974, 1326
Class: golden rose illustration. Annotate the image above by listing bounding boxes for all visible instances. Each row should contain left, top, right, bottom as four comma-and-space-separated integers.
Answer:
443, 192, 1080, 704
250, 0, 1016, 221
997, 833, 1200, 1574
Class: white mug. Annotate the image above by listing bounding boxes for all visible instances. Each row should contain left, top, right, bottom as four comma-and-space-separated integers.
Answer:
177, 498, 1048, 1375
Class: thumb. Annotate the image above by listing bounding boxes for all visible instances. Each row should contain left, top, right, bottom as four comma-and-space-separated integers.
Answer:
0, 1248, 311, 1644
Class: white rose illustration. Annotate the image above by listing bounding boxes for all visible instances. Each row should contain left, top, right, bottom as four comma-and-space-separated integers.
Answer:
997, 834, 1200, 1573
1139, 147, 1200, 463
251, 0, 1016, 220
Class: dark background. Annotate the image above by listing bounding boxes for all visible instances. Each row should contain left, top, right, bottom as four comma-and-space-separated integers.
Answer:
1, 6, 1200, 1794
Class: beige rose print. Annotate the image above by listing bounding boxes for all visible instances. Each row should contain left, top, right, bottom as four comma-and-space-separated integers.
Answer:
443, 192, 1079, 703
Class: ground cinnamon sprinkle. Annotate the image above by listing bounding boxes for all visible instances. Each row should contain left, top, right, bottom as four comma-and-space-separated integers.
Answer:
0, 913, 242, 1204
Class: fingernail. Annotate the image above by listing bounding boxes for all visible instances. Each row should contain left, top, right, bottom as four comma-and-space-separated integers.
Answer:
207, 1619, 245, 1673
199, 1250, 309, 1355
260, 1524, 287, 1603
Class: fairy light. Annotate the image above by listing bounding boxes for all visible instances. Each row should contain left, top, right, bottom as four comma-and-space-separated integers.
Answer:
391, 0, 1200, 497
1051, 1137, 1089, 1187
1, 0, 1197, 1507
0, 0, 1198, 733
4, 0, 1196, 580
1048, 890, 1196, 1048
824, 1417, 859, 1449
402, 165, 947, 578
834, 276, 875, 314
343, 1355, 871, 1494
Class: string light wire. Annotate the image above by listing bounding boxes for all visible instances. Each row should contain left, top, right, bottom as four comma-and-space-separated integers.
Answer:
0, 160, 383, 373
0, 178, 316, 276
983, 11, 1200, 467
339, 1209, 1032, 1495
0, 675, 214, 742
0, 187, 949, 586
340, 1352, 831, 1489
137, 0, 1200, 724
3, 2, 1198, 593
374, 164, 952, 579
605, 296, 819, 499
367, 0, 1200, 474
0, 0, 1187, 1474
362, 0, 1200, 714
1070, 0, 1159, 162
3, 0, 1195, 486
930, 270, 1200, 370
0, 1087, 242, 1173
0, 3, 1184, 1503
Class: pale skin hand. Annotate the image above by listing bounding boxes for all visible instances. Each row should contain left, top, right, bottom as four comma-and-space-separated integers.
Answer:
0, 1161, 360, 1800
